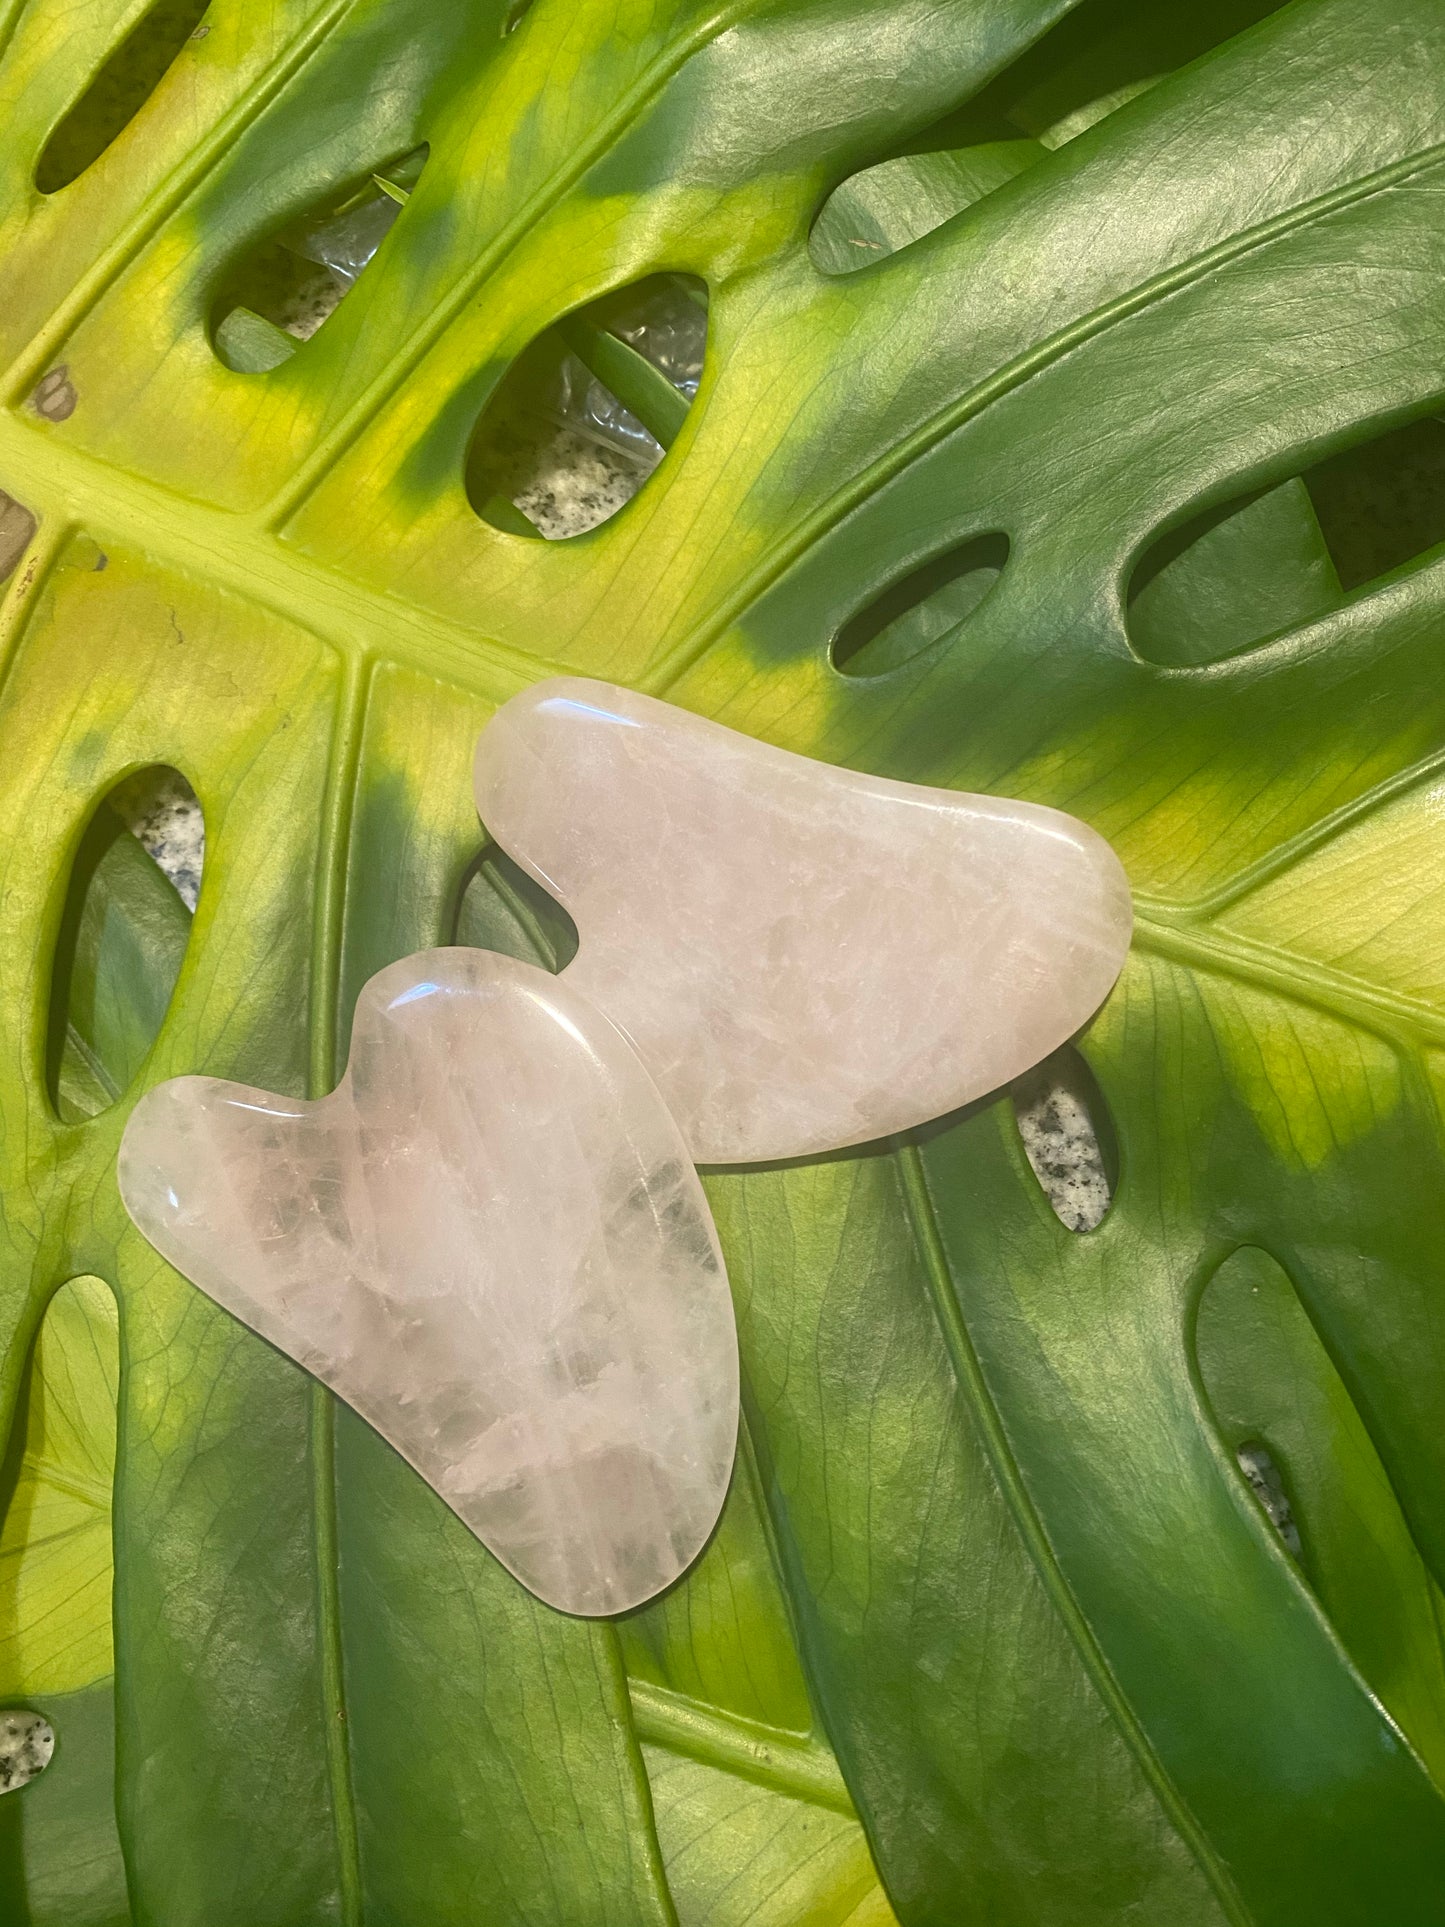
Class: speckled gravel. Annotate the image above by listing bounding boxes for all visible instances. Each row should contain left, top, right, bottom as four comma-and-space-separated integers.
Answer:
1236, 1443, 1303, 1556
110, 767, 205, 909
0, 1711, 54, 1794
508, 422, 660, 540
1013, 1059, 1112, 1231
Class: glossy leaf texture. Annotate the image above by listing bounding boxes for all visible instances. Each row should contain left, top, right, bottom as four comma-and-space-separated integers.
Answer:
2, 0, 1445, 1922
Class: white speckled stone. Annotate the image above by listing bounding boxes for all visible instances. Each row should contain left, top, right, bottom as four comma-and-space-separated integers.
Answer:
474, 679, 1133, 1163
1013, 1061, 1112, 1232
118, 950, 738, 1617
0, 1711, 53, 1794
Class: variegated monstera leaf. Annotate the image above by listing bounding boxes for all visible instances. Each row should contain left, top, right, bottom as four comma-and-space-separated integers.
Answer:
2, 1, 1445, 1923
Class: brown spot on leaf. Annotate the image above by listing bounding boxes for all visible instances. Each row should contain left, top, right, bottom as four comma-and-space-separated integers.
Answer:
33, 367, 77, 421
0, 492, 37, 581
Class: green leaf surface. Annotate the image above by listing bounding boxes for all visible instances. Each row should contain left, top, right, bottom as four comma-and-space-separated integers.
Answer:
3, 0, 1445, 1921
0, 1682, 129, 1927
0, 1278, 118, 1698
557, 314, 692, 447
213, 306, 299, 375
810, 142, 1046, 275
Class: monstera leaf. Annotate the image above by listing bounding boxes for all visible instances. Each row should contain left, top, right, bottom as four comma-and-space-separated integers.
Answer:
3, 0, 1445, 1921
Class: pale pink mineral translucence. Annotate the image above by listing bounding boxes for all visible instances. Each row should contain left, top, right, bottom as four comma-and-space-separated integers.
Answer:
474, 677, 1134, 1163
118, 683, 1131, 1622
118, 951, 739, 1618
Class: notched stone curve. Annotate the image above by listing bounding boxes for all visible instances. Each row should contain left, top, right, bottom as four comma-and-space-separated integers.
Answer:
117, 949, 739, 1617
474, 679, 1133, 1163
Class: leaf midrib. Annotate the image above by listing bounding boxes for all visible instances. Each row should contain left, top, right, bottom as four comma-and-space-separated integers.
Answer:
307, 651, 369, 1927
0, 412, 544, 708
1135, 914, 1445, 1053
629, 1677, 855, 1814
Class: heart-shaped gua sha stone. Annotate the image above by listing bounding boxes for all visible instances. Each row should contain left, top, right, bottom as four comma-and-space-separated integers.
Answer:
117, 949, 738, 1617
474, 679, 1133, 1163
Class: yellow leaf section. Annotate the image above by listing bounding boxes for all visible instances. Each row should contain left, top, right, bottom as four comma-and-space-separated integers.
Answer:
668, 641, 863, 769
336, 662, 504, 1039
42, 0, 777, 515
1005, 713, 1374, 901
1219, 774, 1445, 1013
0, 1277, 118, 1697
1159, 961, 1403, 1174
284, 197, 813, 687
0, 0, 350, 389
642, 1746, 900, 1927
619, 1436, 815, 1736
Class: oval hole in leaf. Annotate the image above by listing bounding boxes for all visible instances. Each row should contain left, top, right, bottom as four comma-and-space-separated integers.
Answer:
452, 846, 578, 975
0, 1277, 118, 1704
1010, 1046, 1117, 1232
46, 771, 199, 1122
831, 533, 1008, 678
810, 0, 1287, 273
35, 0, 212, 194
0, 492, 37, 585
1195, 1246, 1445, 1781
0, 1714, 54, 1794
465, 274, 708, 539
1127, 411, 1445, 666
211, 146, 429, 371
810, 140, 1044, 276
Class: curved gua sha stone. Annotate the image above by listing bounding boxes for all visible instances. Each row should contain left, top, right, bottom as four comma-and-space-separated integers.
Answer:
474, 679, 1133, 1163
117, 949, 738, 1617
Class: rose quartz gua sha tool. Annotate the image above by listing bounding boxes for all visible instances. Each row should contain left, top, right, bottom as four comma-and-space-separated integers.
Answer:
474, 677, 1133, 1163
118, 950, 738, 1617
119, 679, 1131, 1619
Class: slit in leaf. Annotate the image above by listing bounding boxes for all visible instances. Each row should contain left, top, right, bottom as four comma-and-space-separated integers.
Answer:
35, 0, 212, 194
811, 140, 1045, 276
465, 274, 708, 539
452, 847, 578, 975
810, 0, 1287, 273
211, 146, 428, 371
1127, 412, 1445, 666
1195, 1246, 1445, 1783
46, 772, 198, 1123
1011, 1046, 1116, 1232
831, 533, 1008, 677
